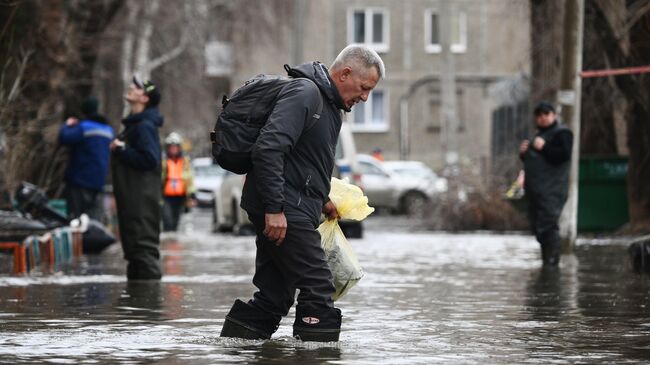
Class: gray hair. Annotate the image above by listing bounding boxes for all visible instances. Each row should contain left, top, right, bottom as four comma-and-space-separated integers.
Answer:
330, 44, 386, 79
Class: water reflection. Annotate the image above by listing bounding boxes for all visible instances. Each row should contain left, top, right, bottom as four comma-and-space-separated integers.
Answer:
1, 212, 650, 364
525, 266, 566, 321
116, 281, 164, 321
225, 341, 342, 364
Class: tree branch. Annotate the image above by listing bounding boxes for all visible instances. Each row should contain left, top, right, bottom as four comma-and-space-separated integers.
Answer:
616, 1, 650, 40
145, 1, 191, 73
5, 48, 32, 103
121, 2, 139, 90
146, 30, 189, 72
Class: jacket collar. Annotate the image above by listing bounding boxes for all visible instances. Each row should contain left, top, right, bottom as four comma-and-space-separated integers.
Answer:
122, 107, 164, 127
289, 62, 348, 112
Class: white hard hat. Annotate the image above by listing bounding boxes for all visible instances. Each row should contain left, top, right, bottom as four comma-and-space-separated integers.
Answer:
165, 132, 183, 145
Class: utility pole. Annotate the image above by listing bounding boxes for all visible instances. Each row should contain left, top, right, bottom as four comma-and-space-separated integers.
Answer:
291, 0, 305, 66
558, 0, 584, 253
439, 0, 459, 167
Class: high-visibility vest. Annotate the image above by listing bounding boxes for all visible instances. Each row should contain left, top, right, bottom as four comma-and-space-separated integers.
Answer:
164, 158, 186, 197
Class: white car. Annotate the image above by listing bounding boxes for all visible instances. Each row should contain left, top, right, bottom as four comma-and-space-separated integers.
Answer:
212, 171, 251, 234
192, 157, 226, 207
356, 155, 447, 215
382, 160, 448, 195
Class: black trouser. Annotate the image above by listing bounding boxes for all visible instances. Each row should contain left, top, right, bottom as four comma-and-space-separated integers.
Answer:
528, 193, 565, 264
162, 196, 185, 232
64, 184, 102, 221
248, 215, 336, 319
112, 160, 162, 280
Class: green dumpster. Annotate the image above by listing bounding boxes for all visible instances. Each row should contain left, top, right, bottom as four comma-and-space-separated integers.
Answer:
578, 156, 629, 232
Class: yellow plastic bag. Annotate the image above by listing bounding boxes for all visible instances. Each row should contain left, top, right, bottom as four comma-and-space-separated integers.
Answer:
319, 177, 374, 300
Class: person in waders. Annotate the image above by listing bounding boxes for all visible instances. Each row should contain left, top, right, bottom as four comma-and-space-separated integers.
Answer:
161, 132, 195, 232
110, 76, 164, 280
520, 101, 573, 266
220, 45, 385, 342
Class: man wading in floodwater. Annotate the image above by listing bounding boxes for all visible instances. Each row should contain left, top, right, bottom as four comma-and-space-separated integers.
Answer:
520, 101, 573, 266
220, 45, 384, 342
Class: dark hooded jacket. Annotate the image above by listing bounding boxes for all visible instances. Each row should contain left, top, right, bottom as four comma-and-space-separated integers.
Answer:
241, 62, 347, 227
112, 107, 164, 170
523, 121, 573, 203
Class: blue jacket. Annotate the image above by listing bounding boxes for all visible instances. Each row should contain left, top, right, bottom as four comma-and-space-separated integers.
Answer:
112, 107, 164, 171
59, 117, 114, 191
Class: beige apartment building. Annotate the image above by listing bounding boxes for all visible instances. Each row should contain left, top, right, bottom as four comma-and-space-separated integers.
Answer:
222, 0, 531, 175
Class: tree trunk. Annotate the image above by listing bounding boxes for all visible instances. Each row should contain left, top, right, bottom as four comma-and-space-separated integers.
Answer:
0, 0, 124, 195
531, 0, 650, 232
626, 102, 650, 229
590, 0, 650, 231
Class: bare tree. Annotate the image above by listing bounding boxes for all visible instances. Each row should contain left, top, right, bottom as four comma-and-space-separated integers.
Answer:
118, 0, 191, 114
0, 0, 123, 196
530, 0, 650, 232
97, 0, 293, 156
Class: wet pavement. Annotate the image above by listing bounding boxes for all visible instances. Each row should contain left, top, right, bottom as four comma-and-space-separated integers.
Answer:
1, 210, 649, 364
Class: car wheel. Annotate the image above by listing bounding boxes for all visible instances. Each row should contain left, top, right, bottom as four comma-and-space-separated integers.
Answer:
231, 199, 241, 235
211, 205, 219, 233
401, 191, 428, 217
339, 220, 363, 239
234, 225, 255, 236
232, 200, 255, 236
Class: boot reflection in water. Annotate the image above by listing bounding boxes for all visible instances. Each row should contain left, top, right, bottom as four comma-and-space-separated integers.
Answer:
117, 281, 163, 320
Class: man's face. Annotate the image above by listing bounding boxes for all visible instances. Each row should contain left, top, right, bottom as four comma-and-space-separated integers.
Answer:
534, 111, 556, 128
333, 66, 380, 109
125, 84, 148, 105
167, 144, 180, 157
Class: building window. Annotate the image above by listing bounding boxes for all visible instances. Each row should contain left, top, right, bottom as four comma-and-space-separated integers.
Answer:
348, 8, 389, 53
451, 11, 467, 53
425, 9, 467, 54
350, 90, 388, 132
425, 9, 441, 53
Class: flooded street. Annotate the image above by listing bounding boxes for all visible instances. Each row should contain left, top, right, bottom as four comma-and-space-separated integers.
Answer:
1, 210, 649, 364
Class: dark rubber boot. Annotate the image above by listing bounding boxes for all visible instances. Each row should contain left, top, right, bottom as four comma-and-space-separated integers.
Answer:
293, 304, 341, 342
220, 299, 279, 340
127, 261, 162, 281
541, 241, 560, 267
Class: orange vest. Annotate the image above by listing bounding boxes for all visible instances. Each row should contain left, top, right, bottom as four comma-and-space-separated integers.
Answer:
164, 158, 186, 197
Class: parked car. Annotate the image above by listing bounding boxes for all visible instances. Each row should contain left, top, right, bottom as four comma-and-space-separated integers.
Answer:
356, 155, 447, 216
334, 122, 364, 238
382, 160, 448, 195
212, 171, 251, 234
192, 157, 226, 207
211, 122, 365, 238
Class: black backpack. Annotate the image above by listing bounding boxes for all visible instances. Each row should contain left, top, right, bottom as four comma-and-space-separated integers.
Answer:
210, 65, 323, 174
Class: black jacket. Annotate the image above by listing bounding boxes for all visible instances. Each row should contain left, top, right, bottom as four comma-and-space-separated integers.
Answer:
523, 121, 573, 200
241, 62, 347, 227
113, 107, 164, 171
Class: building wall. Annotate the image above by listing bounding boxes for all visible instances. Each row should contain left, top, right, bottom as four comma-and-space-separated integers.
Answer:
330, 0, 530, 172
229, 0, 530, 174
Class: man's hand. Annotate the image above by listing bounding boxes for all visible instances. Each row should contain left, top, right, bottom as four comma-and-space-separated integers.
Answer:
110, 139, 124, 152
519, 140, 530, 155
65, 117, 79, 126
533, 136, 546, 151
264, 212, 287, 246
322, 200, 340, 220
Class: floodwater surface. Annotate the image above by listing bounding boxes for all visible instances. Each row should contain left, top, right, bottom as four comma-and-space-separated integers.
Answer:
0, 212, 649, 364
